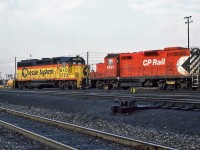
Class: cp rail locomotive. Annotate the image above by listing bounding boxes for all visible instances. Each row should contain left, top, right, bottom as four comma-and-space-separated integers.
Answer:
15, 56, 89, 89
90, 47, 200, 90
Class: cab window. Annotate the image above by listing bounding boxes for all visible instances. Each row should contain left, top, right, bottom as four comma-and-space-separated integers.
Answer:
62, 62, 66, 68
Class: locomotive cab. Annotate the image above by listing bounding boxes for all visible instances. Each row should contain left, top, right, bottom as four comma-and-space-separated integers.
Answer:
54, 56, 89, 89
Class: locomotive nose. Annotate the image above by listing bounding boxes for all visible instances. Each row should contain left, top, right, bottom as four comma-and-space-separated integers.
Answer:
83, 66, 89, 76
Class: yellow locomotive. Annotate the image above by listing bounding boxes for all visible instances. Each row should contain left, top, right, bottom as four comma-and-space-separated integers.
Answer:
15, 56, 89, 89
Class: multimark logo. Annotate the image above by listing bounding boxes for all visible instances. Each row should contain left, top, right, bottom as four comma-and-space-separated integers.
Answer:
143, 58, 165, 66
83, 66, 89, 76
22, 67, 38, 77
22, 67, 28, 77
22, 68, 53, 77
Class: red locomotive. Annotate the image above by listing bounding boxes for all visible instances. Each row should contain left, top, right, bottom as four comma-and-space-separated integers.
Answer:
90, 47, 200, 90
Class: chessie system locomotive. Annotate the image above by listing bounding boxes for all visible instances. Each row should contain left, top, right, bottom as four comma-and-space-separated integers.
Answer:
90, 47, 200, 90
15, 56, 89, 89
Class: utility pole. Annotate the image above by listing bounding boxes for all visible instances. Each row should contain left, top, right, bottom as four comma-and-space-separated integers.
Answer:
86, 51, 89, 86
15, 57, 16, 79
184, 16, 193, 48
87, 51, 89, 65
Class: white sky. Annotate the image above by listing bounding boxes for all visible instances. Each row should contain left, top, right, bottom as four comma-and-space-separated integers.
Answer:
0, 0, 200, 78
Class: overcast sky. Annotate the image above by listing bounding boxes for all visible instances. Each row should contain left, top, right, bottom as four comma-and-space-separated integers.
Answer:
0, 0, 200, 78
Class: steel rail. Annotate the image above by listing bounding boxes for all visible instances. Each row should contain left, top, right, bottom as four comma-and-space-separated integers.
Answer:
65, 93, 200, 105
134, 97, 200, 103
0, 107, 176, 150
0, 120, 77, 150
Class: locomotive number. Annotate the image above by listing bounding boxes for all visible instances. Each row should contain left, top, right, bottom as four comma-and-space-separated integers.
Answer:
59, 68, 68, 77
107, 66, 114, 69
60, 68, 68, 72
60, 73, 68, 78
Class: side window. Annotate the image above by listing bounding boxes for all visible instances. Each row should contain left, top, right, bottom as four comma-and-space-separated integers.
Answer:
121, 56, 132, 60
62, 62, 66, 68
127, 56, 132, 60
69, 63, 72, 73
57, 61, 59, 69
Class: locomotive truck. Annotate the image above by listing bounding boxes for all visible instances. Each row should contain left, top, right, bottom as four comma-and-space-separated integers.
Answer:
15, 56, 89, 89
90, 47, 200, 90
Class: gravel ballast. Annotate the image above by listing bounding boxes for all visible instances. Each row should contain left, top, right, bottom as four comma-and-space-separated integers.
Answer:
0, 126, 51, 150
0, 90, 200, 149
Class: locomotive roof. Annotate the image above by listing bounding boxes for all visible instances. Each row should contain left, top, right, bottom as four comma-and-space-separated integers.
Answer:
17, 56, 85, 67
53, 56, 85, 63
105, 54, 119, 58
52, 57, 72, 62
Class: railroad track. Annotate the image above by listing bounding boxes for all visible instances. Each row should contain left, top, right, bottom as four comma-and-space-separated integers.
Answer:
24, 90, 200, 110
1, 89, 200, 110
0, 107, 175, 150
1, 87, 200, 94
2, 88, 200, 98
1, 87, 200, 96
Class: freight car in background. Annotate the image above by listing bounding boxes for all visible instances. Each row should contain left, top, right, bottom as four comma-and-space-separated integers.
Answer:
90, 47, 200, 90
15, 56, 89, 89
